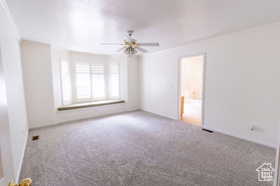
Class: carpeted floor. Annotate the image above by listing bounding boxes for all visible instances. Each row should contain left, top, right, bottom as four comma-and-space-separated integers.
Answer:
21, 111, 275, 186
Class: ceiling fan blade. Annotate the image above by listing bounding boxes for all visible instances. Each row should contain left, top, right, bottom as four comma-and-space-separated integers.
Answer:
138, 42, 159, 47
136, 47, 148, 53
117, 46, 127, 52
100, 43, 124, 46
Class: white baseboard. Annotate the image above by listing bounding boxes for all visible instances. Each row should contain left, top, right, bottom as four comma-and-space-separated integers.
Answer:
204, 126, 276, 149
141, 109, 276, 149
15, 130, 28, 182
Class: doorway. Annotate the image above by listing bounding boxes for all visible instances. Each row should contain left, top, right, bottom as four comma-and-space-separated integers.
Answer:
179, 55, 205, 126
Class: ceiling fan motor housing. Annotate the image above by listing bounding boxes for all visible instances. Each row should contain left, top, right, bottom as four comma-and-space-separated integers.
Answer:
127, 30, 134, 37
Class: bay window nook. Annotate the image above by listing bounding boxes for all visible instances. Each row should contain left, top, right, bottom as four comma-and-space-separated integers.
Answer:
53, 50, 125, 110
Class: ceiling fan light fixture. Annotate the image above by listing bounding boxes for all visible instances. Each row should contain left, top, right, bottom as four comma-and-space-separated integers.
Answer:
101, 30, 159, 56
124, 47, 137, 56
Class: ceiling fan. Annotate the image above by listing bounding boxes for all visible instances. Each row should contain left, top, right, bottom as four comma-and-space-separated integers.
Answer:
101, 30, 159, 56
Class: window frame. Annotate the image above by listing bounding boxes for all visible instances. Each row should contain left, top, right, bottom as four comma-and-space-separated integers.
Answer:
60, 59, 121, 106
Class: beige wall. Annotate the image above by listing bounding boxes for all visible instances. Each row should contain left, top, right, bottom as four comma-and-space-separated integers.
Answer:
181, 55, 203, 100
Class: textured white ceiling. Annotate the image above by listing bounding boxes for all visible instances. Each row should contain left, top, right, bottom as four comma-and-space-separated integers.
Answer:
7, 0, 280, 54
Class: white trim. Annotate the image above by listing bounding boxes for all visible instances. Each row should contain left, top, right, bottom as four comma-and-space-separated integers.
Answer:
60, 59, 121, 105
15, 130, 28, 182
177, 53, 207, 128
59, 57, 66, 105
274, 145, 280, 186
205, 125, 276, 148
0, 46, 4, 185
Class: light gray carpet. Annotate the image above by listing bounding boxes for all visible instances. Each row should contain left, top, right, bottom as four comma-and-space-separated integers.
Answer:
21, 111, 275, 186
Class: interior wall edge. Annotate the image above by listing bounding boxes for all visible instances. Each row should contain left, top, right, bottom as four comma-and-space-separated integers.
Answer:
275, 145, 280, 186
0, 0, 29, 182
15, 129, 28, 182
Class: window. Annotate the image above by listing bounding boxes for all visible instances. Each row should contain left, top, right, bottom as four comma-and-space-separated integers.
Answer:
109, 62, 120, 99
60, 60, 120, 105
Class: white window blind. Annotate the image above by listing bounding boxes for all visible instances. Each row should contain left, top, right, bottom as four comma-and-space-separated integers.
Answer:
60, 60, 120, 105
91, 64, 105, 99
109, 62, 120, 99
75, 63, 91, 100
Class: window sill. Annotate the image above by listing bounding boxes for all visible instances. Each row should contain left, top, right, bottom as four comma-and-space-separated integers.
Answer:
57, 100, 125, 111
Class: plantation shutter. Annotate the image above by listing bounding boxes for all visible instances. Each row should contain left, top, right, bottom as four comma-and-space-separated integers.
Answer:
91, 64, 106, 99
75, 63, 91, 100
60, 59, 121, 105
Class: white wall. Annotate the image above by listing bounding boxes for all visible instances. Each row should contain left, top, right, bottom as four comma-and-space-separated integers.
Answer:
0, 0, 28, 181
21, 40, 140, 129
21, 41, 55, 128
140, 22, 280, 147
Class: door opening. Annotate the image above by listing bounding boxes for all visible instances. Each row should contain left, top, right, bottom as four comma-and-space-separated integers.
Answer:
179, 55, 205, 126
